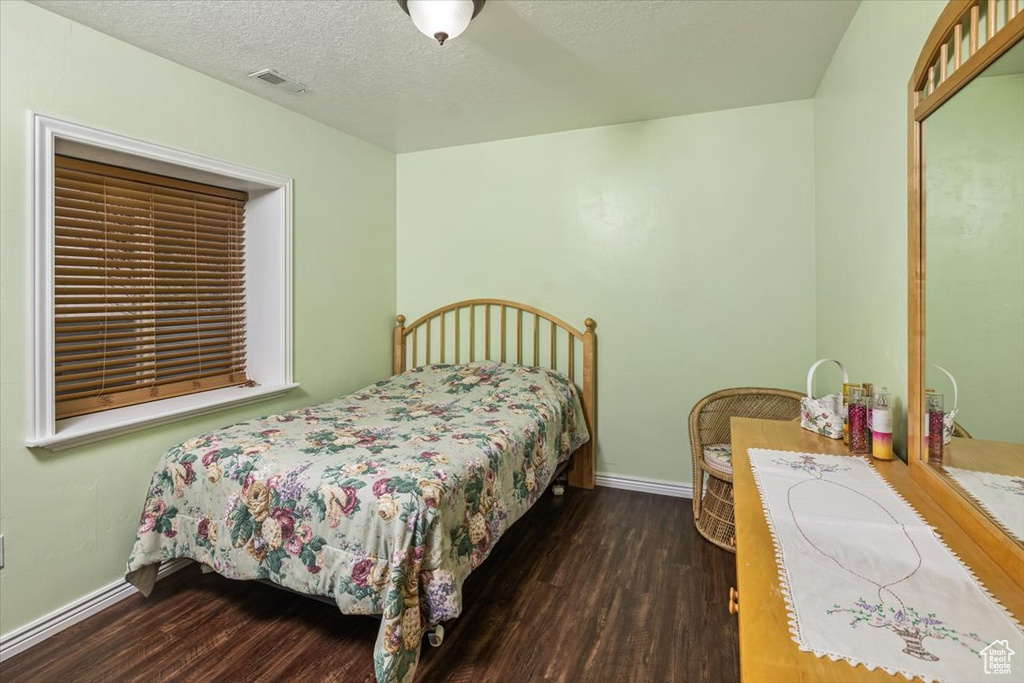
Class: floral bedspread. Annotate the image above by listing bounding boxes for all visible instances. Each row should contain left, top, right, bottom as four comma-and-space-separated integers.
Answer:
125, 362, 589, 683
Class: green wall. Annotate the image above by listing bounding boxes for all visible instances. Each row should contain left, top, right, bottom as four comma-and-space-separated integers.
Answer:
813, 0, 946, 457
397, 100, 818, 484
0, 1, 396, 636
1, 0, 964, 646
925, 73, 1024, 443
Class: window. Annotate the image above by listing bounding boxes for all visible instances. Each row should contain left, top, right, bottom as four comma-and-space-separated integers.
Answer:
54, 156, 250, 418
31, 114, 296, 450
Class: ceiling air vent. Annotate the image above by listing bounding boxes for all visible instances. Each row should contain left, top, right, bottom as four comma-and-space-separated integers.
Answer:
248, 69, 307, 94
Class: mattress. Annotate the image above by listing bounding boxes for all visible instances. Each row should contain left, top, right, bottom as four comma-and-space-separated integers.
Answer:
125, 361, 589, 683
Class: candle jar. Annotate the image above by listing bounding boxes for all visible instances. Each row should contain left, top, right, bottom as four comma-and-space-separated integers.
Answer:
848, 386, 869, 455
927, 393, 945, 465
871, 387, 894, 461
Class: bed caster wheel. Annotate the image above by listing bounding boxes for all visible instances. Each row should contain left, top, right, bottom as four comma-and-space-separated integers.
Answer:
427, 624, 444, 648
552, 484, 565, 496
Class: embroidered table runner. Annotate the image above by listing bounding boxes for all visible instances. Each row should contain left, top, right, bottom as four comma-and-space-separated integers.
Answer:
749, 449, 1023, 682
944, 466, 1024, 542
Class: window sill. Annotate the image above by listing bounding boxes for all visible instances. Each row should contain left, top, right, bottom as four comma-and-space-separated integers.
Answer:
27, 382, 299, 451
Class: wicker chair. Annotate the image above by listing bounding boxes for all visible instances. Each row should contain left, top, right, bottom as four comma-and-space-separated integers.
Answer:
689, 387, 804, 553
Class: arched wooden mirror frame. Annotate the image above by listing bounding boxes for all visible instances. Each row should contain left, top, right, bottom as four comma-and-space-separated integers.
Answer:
908, 0, 1024, 578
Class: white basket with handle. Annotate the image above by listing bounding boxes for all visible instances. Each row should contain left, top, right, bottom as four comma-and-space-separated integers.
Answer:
930, 364, 960, 445
800, 359, 849, 440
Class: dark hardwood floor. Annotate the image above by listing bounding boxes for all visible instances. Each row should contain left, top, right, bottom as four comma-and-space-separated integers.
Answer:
1, 487, 738, 683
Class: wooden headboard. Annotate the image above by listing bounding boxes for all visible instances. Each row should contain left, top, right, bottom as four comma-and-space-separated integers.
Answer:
393, 299, 596, 489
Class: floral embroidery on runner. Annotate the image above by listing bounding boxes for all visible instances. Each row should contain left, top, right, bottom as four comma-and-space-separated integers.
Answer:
827, 600, 982, 662
748, 449, 1023, 682
985, 477, 1024, 496
773, 453, 852, 476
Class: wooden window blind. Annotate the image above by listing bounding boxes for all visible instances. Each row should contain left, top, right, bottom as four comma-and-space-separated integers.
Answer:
53, 155, 249, 419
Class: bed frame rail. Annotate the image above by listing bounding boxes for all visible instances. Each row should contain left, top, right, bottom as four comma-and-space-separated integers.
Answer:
393, 299, 596, 489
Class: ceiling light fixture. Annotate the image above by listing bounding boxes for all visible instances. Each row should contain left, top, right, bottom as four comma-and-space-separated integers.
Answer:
397, 0, 486, 46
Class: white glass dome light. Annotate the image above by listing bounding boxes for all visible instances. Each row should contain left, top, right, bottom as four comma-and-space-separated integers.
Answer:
399, 0, 486, 46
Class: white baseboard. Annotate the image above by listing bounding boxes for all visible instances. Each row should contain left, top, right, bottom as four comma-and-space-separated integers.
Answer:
595, 472, 693, 499
0, 558, 190, 662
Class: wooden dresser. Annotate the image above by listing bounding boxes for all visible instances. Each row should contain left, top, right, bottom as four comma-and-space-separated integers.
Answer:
729, 418, 1024, 682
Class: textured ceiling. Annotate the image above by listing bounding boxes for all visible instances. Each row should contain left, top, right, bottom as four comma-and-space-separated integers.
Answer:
32, 0, 860, 152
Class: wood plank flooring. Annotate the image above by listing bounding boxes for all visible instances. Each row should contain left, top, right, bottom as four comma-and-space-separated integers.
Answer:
1, 487, 738, 683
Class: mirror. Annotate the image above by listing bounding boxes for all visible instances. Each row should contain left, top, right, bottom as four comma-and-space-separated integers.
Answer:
923, 39, 1024, 546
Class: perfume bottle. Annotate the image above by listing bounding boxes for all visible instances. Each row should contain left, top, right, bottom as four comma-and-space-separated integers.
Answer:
871, 387, 894, 461
926, 393, 945, 465
848, 386, 870, 455
862, 382, 874, 451
923, 388, 935, 442
842, 382, 861, 446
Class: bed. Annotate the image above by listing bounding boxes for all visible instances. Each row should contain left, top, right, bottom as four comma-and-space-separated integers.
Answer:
125, 299, 597, 683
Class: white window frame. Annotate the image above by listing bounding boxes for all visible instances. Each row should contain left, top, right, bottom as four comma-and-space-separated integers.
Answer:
28, 112, 297, 450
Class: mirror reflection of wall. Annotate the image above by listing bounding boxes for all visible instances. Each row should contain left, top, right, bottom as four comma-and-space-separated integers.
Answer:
925, 40, 1024, 445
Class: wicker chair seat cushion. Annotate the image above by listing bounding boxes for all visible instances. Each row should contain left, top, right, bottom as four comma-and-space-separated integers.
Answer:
702, 443, 733, 476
